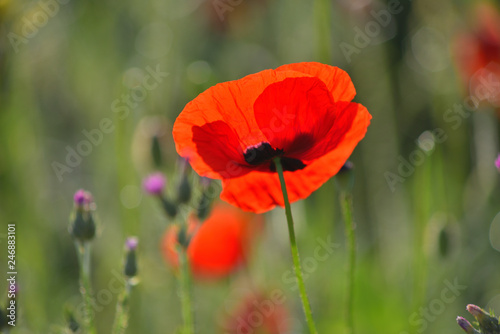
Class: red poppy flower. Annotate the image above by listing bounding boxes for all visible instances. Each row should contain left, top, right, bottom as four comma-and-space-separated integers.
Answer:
161, 204, 262, 279
453, 2, 500, 107
173, 62, 371, 213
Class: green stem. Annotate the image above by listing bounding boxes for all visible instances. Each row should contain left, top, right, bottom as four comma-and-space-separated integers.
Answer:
273, 158, 318, 334
76, 242, 97, 334
340, 192, 356, 334
111, 280, 132, 334
178, 245, 194, 334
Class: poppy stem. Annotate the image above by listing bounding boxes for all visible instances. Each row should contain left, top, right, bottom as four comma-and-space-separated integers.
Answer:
178, 245, 195, 334
273, 158, 318, 334
340, 191, 356, 334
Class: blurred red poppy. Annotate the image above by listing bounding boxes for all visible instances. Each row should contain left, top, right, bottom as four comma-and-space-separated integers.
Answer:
173, 62, 371, 213
161, 204, 262, 279
454, 2, 500, 107
221, 291, 290, 334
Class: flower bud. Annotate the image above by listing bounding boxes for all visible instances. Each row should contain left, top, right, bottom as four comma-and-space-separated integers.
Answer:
495, 154, 500, 171
69, 190, 96, 242
457, 316, 479, 334
151, 135, 162, 168
124, 237, 138, 278
143, 173, 166, 196
161, 197, 178, 218
467, 304, 500, 333
176, 158, 192, 204
196, 177, 214, 221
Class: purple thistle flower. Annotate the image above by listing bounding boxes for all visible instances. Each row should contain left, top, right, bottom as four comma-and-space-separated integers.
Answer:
143, 173, 166, 195
125, 237, 139, 251
74, 189, 93, 206
495, 154, 500, 171
74, 189, 86, 205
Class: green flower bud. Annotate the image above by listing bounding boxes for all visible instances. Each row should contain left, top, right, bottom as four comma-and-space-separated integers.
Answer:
124, 237, 139, 278
161, 197, 178, 218
151, 135, 162, 168
196, 177, 214, 221
176, 158, 192, 204
467, 304, 500, 333
69, 190, 96, 242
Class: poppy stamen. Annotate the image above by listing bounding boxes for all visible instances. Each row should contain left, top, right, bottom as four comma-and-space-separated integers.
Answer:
243, 142, 283, 165
244, 142, 306, 171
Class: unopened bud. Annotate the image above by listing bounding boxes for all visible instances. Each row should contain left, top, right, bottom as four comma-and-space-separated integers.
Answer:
69, 190, 96, 242
196, 177, 214, 221
161, 197, 178, 218
457, 316, 478, 334
151, 135, 162, 168
124, 237, 138, 278
177, 158, 192, 204
467, 304, 500, 333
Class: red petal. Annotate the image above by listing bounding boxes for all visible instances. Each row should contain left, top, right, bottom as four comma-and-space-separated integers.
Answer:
253, 77, 336, 154
296, 101, 360, 162
173, 69, 315, 178
276, 62, 356, 102
161, 205, 263, 279
221, 104, 371, 213
190, 121, 252, 179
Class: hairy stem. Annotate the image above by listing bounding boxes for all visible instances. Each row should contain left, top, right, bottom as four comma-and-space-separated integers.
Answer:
76, 242, 97, 334
274, 158, 318, 334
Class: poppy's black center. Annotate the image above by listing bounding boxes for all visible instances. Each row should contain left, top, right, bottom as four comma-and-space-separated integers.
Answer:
243, 142, 306, 172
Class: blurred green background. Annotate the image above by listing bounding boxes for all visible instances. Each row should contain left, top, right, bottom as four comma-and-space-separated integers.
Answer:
1, 0, 500, 333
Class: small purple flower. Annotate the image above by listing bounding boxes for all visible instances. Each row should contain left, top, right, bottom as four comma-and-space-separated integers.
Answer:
457, 316, 475, 333
143, 173, 166, 195
74, 189, 93, 206
495, 154, 500, 171
125, 237, 139, 251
